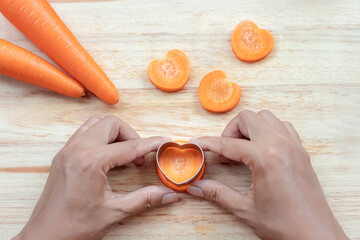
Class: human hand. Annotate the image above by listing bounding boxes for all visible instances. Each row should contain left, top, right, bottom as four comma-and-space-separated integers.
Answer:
187, 110, 348, 240
13, 116, 178, 240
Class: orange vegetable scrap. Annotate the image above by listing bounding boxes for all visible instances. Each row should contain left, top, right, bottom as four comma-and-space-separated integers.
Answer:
231, 20, 274, 62
199, 70, 241, 113
148, 49, 190, 92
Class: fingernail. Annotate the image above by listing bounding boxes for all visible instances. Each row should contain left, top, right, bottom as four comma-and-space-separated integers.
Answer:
187, 185, 204, 197
161, 193, 178, 204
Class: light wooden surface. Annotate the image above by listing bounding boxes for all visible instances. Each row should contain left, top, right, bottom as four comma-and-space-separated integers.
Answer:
1, 0, 360, 239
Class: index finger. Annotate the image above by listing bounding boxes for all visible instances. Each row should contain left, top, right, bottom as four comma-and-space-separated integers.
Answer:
222, 110, 274, 144
78, 116, 139, 147
190, 136, 260, 168
98, 136, 170, 172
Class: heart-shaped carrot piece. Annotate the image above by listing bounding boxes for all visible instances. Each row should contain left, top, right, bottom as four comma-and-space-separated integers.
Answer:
147, 49, 190, 92
198, 70, 241, 113
159, 147, 202, 183
231, 20, 274, 62
156, 142, 205, 192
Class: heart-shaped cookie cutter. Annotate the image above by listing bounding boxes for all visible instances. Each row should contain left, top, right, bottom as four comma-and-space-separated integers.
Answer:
156, 141, 205, 186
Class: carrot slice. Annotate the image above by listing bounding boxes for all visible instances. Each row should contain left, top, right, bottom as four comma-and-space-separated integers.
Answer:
157, 146, 204, 192
159, 147, 203, 184
0, 39, 84, 97
231, 20, 274, 62
147, 49, 190, 92
0, 0, 118, 104
157, 162, 205, 192
198, 70, 241, 113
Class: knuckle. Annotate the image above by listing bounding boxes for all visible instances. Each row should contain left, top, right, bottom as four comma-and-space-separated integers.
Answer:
104, 115, 126, 132
203, 181, 223, 202
142, 187, 160, 210
67, 149, 97, 172
52, 145, 100, 174
104, 115, 121, 124
219, 137, 230, 156
260, 146, 280, 160
259, 146, 284, 169
257, 109, 271, 117
283, 121, 293, 128
128, 140, 140, 158
88, 115, 101, 122
207, 187, 222, 202
237, 110, 256, 122
237, 110, 253, 119
53, 144, 77, 165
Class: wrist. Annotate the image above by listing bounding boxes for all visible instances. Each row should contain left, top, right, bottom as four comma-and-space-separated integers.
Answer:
12, 218, 65, 240
12, 223, 42, 240
12, 225, 32, 240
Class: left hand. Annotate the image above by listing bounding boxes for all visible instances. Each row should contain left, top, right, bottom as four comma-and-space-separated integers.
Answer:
13, 116, 178, 240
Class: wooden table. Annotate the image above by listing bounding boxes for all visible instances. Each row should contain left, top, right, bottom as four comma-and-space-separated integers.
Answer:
1, 0, 359, 239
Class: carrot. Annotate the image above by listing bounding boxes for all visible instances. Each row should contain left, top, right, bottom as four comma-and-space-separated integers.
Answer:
231, 20, 274, 62
0, 39, 84, 97
0, 0, 118, 104
198, 70, 241, 113
174, 140, 189, 145
157, 161, 205, 192
157, 145, 204, 192
147, 49, 190, 92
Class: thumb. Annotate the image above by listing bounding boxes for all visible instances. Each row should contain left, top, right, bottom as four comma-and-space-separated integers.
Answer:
187, 180, 253, 218
110, 186, 179, 219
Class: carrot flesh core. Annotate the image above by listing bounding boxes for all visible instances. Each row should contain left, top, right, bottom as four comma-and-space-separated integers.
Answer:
0, 0, 118, 104
148, 49, 190, 92
231, 20, 274, 62
157, 162, 205, 192
199, 70, 241, 113
157, 146, 204, 191
159, 147, 203, 184
0, 39, 84, 97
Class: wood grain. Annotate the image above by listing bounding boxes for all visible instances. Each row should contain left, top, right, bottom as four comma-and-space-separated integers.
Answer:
1, 0, 360, 239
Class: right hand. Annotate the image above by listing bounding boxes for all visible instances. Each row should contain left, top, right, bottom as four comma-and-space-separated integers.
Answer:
187, 110, 348, 240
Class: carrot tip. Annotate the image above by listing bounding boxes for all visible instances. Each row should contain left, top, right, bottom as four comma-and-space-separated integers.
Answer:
0, 0, 117, 103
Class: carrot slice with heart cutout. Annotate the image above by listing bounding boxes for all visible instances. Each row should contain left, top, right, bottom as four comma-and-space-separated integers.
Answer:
159, 147, 203, 184
157, 162, 205, 192
198, 70, 241, 113
147, 49, 190, 92
156, 141, 205, 192
231, 20, 274, 62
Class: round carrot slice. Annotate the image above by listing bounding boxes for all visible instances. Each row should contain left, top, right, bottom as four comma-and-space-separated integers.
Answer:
231, 20, 274, 62
147, 49, 190, 92
198, 70, 241, 113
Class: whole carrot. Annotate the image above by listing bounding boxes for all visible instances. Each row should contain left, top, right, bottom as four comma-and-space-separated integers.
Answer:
0, 39, 84, 98
0, 0, 119, 104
